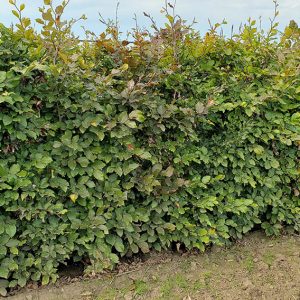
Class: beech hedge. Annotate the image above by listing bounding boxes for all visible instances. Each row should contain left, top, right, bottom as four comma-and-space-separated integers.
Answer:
0, 0, 299, 294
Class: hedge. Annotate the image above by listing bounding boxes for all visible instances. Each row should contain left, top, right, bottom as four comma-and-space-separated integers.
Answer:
0, 0, 299, 295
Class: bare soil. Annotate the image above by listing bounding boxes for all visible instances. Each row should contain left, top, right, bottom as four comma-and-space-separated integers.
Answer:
8, 231, 300, 300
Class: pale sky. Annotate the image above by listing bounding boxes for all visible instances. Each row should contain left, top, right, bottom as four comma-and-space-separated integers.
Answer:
1, 0, 300, 37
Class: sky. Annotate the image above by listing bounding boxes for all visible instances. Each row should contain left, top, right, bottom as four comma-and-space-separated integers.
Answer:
1, 0, 300, 37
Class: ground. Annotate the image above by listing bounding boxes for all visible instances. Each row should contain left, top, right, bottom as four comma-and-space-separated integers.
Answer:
8, 231, 300, 300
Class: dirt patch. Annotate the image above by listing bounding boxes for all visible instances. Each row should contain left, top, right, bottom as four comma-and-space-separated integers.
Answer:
7, 232, 300, 300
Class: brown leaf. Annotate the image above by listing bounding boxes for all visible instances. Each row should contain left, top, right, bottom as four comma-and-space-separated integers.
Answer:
127, 144, 134, 151
163, 166, 174, 177
195, 102, 205, 114
207, 98, 215, 107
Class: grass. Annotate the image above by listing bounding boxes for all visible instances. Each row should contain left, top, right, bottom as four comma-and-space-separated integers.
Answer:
262, 252, 275, 267
134, 280, 149, 296
10, 232, 300, 300
244, 255, 255, 272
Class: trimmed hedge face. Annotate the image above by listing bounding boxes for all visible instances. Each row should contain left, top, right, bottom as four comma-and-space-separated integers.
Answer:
0, 2, 299, 293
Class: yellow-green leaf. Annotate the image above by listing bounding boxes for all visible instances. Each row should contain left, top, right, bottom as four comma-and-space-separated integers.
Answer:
69, 194, 78, 202
12, 10, 19, 18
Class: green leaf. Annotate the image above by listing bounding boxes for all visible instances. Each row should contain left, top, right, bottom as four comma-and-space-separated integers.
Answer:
194, 242, 205, 252
10, 247, 18, 255
34, 154, 52, 169
77, 157, 89, 167
125, 120, 137, 128
118, 111, 128, 123
50, 177, 69, 192
137, 241, 149, 253
42, 275, 49, 285
0, 287, 7, 297
253, 145, 264, 155
0, 279, 8, 289
31, 271, 41, 281
6, 239, 18, 247
202, 176, 211, 184
93, 170, 104, 181
18, 277, 26, 287
199, 229, 207, 236
224, 48, 232, 55
123, 163, 139, 176
53, 141, 61, 148
0, 246, 7, 256
167, 15, 174, 24
17, 170, 27, 177
0, 95, 13, 104
110, 254, 119, 264
6, 224, 16, 238
0, 165, 8, 177
12, 10, 19, 18
55, 5, 63, 15
130, 243, 139, 254
0, 72, 6, 83
35, 18, 45, 24
10, 164, 20, 175
114, 237, 125, 253
106, 235, 116, 246
291, 112, 300, 124
270, 160, 280, 169
0, 268, 9, 279
200, 236, 210, 243
5, 259, 17, 271
164, 223, 176, 231
68, 160, 76, 170
129, 110, 145, 122
16, 131, 27, 140
2, 115, 12, 126
156, 227, 165, 235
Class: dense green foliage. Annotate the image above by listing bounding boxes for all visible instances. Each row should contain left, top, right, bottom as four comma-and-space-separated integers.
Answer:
0, 0, 299, 294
